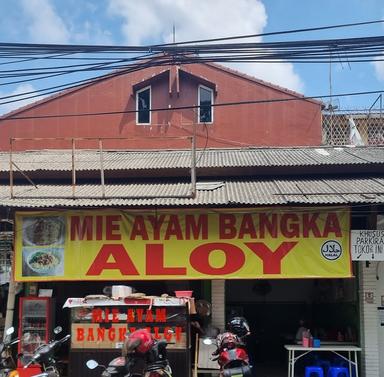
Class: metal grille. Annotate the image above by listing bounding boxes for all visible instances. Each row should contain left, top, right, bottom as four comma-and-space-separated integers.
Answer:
322, 112, 384, 146
0, 231, 13, 284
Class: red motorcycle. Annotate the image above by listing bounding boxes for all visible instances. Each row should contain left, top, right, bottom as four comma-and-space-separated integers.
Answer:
211, 332, 251, 377
86, 328, 172, 377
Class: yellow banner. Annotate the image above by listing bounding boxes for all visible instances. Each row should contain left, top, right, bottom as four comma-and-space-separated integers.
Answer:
14, 208, 351, 281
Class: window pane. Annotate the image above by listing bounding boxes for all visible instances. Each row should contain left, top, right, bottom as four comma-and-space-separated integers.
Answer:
137, 88, 150, 124
199, 87, 212, 123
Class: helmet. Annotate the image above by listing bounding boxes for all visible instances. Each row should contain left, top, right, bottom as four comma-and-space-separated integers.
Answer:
124, 329, 154, 355
216, 332, 239, 350
226, 317, 250, 338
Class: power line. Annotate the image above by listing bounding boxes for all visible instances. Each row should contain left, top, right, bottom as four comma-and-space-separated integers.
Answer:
1, 19, 383, 56
155, 19, 384, 46
1, 33, 384, 60
0, 32, 384, 105
0, 54, 172, 104
1, 45, 384, 105
2, 89, 384, 121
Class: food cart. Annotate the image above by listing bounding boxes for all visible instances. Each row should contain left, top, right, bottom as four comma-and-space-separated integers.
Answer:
63, 294, 192, 377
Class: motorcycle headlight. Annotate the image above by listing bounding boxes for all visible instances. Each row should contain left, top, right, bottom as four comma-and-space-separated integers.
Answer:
8, 371, 19, 377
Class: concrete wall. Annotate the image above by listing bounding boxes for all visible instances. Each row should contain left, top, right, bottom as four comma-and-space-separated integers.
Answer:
377, 262, 384, 376
359, 262, 380, 377
211, 280, 225, 332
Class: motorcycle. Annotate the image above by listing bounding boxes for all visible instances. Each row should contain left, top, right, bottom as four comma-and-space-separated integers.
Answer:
86, 328, 172, 377
0, 327, 19, 377
23, 326, 70, 377
207, 331, 252, 377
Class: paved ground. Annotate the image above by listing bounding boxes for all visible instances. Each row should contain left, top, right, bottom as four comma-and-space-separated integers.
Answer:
254, 365, 287, 377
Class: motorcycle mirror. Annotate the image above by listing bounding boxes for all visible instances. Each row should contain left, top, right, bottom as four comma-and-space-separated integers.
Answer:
86, 359, 99, 370
54, 326, 62, 334
5, 327, 15, 336
203, 338, 213, 345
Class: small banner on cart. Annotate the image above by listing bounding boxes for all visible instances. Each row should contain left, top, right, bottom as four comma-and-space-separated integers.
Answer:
14, 208, 352, 281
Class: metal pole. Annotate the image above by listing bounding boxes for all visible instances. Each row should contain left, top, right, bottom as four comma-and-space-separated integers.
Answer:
99, 139, 105, 198
9, 139, 13, 199
12, 162, 38, 188
3, 276, 17, 340
191, 134, 196, 198
368, 94, 383, 119
328, 50, 333, 144
71, 138, 76, 198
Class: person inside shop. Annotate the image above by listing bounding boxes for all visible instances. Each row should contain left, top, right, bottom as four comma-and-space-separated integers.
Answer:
295, 318, 308, 343
0, 283, 8, 318
190, 299, 218, 363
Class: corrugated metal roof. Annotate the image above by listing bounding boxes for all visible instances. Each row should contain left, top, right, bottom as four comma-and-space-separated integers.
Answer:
1, 146, 384, 172
1, 176, 384, 208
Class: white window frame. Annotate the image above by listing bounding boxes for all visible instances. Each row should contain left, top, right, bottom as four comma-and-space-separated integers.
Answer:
136, 85, 151, 125
198, 85, 214, 124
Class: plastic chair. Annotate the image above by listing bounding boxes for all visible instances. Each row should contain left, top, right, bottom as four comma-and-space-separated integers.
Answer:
327, 366, 350, 377
305, 366, 324, 377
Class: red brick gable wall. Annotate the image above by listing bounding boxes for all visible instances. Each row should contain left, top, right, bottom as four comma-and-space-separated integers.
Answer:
0, 63, 321, 151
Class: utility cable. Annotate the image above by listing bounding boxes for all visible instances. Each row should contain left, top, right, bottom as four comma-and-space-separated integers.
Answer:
156, 19, 384, 46
1, 33, 384, 104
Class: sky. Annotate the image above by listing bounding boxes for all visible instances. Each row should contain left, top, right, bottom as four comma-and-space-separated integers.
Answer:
0, 0, 384, 115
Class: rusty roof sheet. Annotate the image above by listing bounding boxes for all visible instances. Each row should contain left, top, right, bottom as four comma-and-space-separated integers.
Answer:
1, 176, 384, 208
1, 146, 383, 172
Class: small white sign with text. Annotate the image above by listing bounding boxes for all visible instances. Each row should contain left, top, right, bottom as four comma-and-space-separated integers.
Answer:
351, 230, 384, 261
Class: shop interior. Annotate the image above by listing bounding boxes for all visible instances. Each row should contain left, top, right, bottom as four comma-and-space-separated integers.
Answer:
226, 276, 359, 377
5, 274, 358, 377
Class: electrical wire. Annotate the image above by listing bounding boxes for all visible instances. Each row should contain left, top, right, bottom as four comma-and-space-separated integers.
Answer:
1, 35, 384, 73
0, 54, 171, 104
0, 52, 159, 86
1, 48, 384, 105
155, 19, 384, 46
0, 25, 384, 106
1, 19, 384, 56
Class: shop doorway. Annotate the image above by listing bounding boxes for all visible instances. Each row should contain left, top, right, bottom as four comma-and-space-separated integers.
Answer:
226, 278, 358, 377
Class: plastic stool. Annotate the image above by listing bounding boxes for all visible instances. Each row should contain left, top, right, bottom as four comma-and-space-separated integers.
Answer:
327, 366, 350, 377
305, 366, 324, 377
337, 362, 355, 377
316, 359, 331, 373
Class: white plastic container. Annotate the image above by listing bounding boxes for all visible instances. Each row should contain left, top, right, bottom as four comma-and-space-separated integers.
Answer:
111, 285, 133, 298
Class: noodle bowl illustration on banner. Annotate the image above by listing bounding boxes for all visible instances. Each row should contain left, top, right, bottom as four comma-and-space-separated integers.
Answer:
23, 216, 65, 246
24, 248, 64, 276
21, 215, 66, 277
